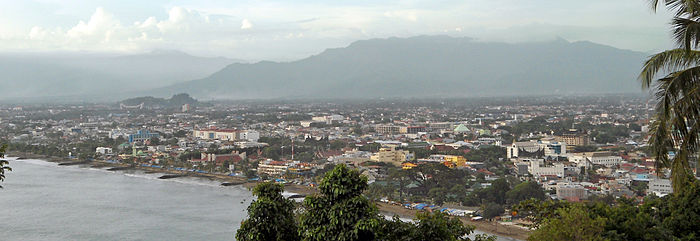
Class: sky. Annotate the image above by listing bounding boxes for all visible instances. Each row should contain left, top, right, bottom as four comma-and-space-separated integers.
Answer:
0, 0, 676, 61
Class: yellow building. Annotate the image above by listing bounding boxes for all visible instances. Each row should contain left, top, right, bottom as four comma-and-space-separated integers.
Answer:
402, 162, 418, 170
371, 147, 411, 166
428, 154, 467, 167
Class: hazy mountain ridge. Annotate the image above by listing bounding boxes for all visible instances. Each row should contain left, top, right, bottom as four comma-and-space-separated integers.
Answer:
0, 50, 236, 100
120, 93, 203, 108
157, 36, 649, 100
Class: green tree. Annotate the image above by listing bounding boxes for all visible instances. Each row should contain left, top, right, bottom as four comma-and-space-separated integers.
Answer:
528, 204, 607, 241
482, 202, 504, 220
236, 182, 299, 241
506, 181, 545, 205
0, 144, 10, 188
412, 211, 476, 241
298, 164, 380, 241
641, 0, 700, 191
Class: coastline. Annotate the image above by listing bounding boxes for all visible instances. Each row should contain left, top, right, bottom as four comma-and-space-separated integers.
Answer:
7, 151, 528, 240
376, 202, 529, 240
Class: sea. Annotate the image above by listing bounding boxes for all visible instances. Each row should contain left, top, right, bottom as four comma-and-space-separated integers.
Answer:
0, 159, 518, 241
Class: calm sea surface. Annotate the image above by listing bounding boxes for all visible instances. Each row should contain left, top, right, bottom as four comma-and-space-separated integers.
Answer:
0, 159, 517, 241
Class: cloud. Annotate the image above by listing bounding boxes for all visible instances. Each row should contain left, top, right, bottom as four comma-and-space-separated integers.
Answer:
0, 1, 675, 60
241, 19, 252, 29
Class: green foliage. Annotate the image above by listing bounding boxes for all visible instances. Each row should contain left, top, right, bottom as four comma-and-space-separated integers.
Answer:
236, 182, 299, 241
412, 211, 474, 241
482, 202, 504, 220
0, 144, 10, 188
464, 146, 506, 162
521, 181, 700, 240
299, 164, 380, 241
527, 204, 607, 241
513, 199, 570, 228
505, 181, 545, 205
642, 0, 700, 191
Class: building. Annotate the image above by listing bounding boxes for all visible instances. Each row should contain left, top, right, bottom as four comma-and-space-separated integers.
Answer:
528, 159, 566, 177
95, 147, 113, 155
403, 126, 427, 134
370, 147, 412, 166
193, 128, 259, 142
453, 124, 470, 134
555, 129, 590, 147
181, 104, 191, 112
556, 184, 587, 200
426, 154, 468, 167
128, 130, 159, 143
375, 125, 402, 134
257, 159, 289, 176
194, 128, 237, 141
648, 178, 673, 197
238, 130, 260, 142
507, 140, 566, 159
569, 152, 622, 167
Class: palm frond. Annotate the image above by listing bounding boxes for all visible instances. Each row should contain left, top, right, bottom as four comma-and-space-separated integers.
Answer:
639, 49, 700, 88
672, 17, 700, 51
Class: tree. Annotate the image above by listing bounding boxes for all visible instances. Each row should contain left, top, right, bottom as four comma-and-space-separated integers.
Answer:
298, 164, 381, 241
236, 182, 299, 241
528, 204, 606, 241
412, 211, 475, 241
482, 202, 504, 220
428, 187, 448, 206
641, 0, 700, 191
0, 144, 10, 188
506, 181, 545, 205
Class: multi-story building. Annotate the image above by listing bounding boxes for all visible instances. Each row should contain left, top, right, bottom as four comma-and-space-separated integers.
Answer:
648, 178, 673, 197
427, 154, 467, 167
507, 140, 566, 158
257, 159, 289, 176
528, 159, 566, 177
555, 129, 590, 147
569, 152, 622, 167
370, 147, 411, 166
128, 130, 160, 143
375, 125, 402, 134
193, 128, 259, 142
556, 184, 587, 200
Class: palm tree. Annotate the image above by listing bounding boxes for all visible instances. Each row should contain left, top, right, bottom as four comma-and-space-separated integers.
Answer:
0, 144, 10, 188
640, 0, 700, 191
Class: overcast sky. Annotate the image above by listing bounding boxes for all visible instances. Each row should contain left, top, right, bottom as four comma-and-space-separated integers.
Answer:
0, 0, 675, 61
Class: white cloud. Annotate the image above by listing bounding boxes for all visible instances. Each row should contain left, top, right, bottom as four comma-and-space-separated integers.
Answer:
0, 1, 676, 60
241, 19, 252, 29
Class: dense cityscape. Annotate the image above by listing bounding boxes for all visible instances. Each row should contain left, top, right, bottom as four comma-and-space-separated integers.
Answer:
2, 93, 685, 238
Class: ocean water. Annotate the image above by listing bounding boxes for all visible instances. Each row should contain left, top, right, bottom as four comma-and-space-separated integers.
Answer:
0, 159, 252, 241
0, 159, 518, 241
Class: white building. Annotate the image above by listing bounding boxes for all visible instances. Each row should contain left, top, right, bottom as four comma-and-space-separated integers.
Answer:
569, 152, 622, 167
95, 147, 113, 155
507, 140, 566, 159
239, 130, 260, 142
528, 159, 566, 177
648, 178, 673, 197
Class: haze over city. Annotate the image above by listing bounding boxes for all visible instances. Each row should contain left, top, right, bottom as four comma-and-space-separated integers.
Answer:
1, 1, 700, 241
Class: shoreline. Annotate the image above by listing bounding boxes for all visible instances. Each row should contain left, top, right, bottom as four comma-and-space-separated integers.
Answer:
7, 151, 528, 240
376, 203, 529, 240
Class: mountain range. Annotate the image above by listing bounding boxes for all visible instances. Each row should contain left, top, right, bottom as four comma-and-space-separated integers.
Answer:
0, 50, 235, 101
0, 35, 651, 102
155, 36, 650, 100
